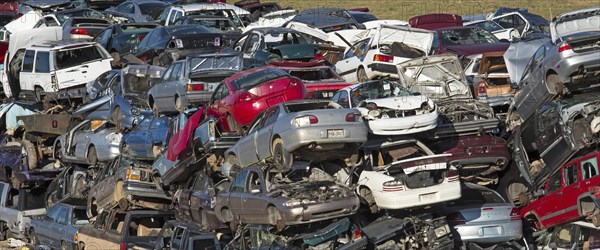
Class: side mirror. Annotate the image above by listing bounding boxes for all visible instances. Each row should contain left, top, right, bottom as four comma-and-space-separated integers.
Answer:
510, 82, 519, 89
250, 189, 260, 194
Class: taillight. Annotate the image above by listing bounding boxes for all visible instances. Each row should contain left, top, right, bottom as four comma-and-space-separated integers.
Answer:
214, 37, 221, 47
446, 168, 459, 182
345, 113, 358, 122
187, 83, 205, 91
314, 52, 323, 61
138, 35, 145, 42
558, 42, 571, 53
74, 232, 78, 241
510, 208, 520, 221
120, 243, 127, 250
477, 82, 487, 96
70, 28, 88, 35
307, 92, 315, 99
293, 115, 318, 127
373, 54, 393, 62
383, 179, 404, 192
238, 92, 255, 102
175, 39, 184, 49
446, 212, 466, 225
353, 229, 362, 240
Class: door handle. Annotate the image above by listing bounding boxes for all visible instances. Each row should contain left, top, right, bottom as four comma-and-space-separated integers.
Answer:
82, 71, 87, 73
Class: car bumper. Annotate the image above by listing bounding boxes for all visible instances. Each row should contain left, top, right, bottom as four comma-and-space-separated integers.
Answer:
369, 63, 400, 79
477, 94, 513, 107
186, 90, 212, 104
280, 124, 368, 152
371, 182, 461, 209
556, 50, 600, 83
367, 111, 438, 135
279, 197, 360, 225
452, 220, 522, 244
435, 118, 500, 138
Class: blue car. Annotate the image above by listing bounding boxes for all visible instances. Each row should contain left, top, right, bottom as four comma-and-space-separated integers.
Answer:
121, 111, 170, 160
29, 200, 90, 250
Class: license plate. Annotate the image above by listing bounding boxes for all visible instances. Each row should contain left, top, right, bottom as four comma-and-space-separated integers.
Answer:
419, 193, 437, 202
482, 226, 501, 236
327, 129, 344, 138
321, 92, 334, 98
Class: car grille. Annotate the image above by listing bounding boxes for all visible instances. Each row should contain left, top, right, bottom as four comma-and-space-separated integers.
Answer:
403, 170, 445, 189
382, 109, 417, 118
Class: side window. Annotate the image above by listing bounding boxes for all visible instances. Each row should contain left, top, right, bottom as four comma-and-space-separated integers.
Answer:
495, 15, 513, 29
513, 15, 527, 33
218, 84, 229, 98
35, 51, 50, 73
244, 34, 260, 53
46, 205, 61, 222
247, 114, 265, 134
159, 7, 171, 24
581, 157, 599, 180
546, 170, 563, 194
55, 46, 104, 70
233, 35, 247, 51
169, 63, 182, 81
98, 29, 112, 45
231, 170, 248, 193
336, 90, 350, 108
211, 84, 224, 102
356, 38, 370, 55
262, 106, 279, 127
162, 64, 174, 82
170, 10, 182, 24
22, 50, 35, 73
564, 164, 579, 186
109, 213, 127, 233
56, 206, 69, 224
520, 45, 545, 84
171, 227, 185, 249
331, 91, 341, 104
246, 171, 261, 193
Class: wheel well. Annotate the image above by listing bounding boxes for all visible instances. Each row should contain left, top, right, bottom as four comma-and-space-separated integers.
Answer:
270, 135, 281, 153
220, 207, 231, 221
524, 213, 541, 228
87, 144, 95, 156
546, 69, 557, 78
579, 196, 596, 215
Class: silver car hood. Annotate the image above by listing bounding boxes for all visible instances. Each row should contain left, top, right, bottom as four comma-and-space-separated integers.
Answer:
504, 37, 551, 84
551, 7, 600, 42
397, 55, 472, 100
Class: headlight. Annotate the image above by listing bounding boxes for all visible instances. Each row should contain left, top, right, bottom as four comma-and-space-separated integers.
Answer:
283, 199, 301, 207
367, 109, 380, 118
127, 168, 141, 181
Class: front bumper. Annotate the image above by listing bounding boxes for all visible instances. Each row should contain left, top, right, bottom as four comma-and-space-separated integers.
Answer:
371, 182, 461, 209
367, 111, 438, 135
452, 220, 522, 244
279, 196, 360, 225
280, 123, 368, 152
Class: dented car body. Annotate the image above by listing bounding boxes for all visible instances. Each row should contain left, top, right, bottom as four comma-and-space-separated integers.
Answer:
397, 55, 500, 138
215, 164, 360, 227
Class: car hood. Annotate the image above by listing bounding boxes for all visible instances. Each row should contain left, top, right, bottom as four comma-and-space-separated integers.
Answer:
375, 24, 434, 54
443, 43, 509, 57
188, 52, 243, 74
359, 95, 432, 111
285, 21, 329, 42
273, 43, 317, 60
551, 7, 600, 42
503, 37, 550, 84
397, 55, 473, 100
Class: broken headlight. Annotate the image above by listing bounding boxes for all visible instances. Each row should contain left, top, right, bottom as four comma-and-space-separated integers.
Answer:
283, 199, 317, 207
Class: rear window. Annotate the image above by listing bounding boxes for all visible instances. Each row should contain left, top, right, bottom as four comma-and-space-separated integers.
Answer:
285, 101, 330, 112
22, 50, 35, 73
169, 26, 213, 36
55, 45, 104, 70
230, 68, 288, 91
73, 208, 90, 226
20, 188, 46, 210
288, 68, 338, 81
454, 186, 505, 205
139, 3, 167, 20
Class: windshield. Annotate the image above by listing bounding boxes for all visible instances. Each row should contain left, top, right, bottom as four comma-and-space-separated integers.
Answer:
230, 68, 288, 91
139, 3, 167, 20
287, 68, 341, 82
169, 26, 213, 36
471, 21, 503, 32
350, 80, 413, 107
21, 188, 46, 210
55, 9, 105, 24
264, 32, 309, 47
73, 208, 90, 226
440, 27, 500, 45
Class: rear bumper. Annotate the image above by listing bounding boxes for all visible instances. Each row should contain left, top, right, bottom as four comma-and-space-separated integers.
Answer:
452, 220, 522, 244
557, 50, 600, 83
435, 119, 500, 138
279, 124, 368, 152
371, 182, 461, 209
186, 90, 212, 104
367, 111, 438, 135
369, 63, 400, 79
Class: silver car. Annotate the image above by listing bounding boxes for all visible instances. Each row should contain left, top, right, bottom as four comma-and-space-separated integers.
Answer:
53, 120, 122, 166
443, 183, 523, 248
224, 100, 368, 172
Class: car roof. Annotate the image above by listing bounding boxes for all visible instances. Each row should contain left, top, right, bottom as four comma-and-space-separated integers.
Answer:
174, 3, 249, 14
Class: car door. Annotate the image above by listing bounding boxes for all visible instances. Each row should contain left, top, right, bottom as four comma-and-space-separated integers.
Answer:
242, 33, 261, 68
235, 113, 265, 167
242, 170, 267, 223
149, 116, 170, 155
334, 39, 369, 83
228, 170, 248, 219
539, 170, 564, 227
37, 204, 61, 245
54, 45, 111, 89
127, 114, 153, 157
255, 106, 279, 160
19, 50, 36, 93
560, 162, 582, 224
189, 173, 209, 224
534, 104, 572, 168
493, 13, 528, 37
51, 205, 70, 248
208, 83, 232, 127
96, 157, 119, 208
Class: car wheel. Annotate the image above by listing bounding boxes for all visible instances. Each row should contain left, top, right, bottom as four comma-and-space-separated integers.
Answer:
360, 188, 379, 214
572, 118, 593, 148
357, 67, 368, 83
74, 176, 87, 198
152, 102, 160, 117
112, 106, 122, 133
0, 222, 7, 241
110, 52, 121, 68
546, 74, 564, 95
227, 114, 243, 135
272, 138, 293, 172
175, 96, 184, 113
87, 146, 98, 166
22, 139, 37, 170
29, 229, 37, 246
34, 86, 44, 103
88, 199, 98, 218
267, 206, 284, 231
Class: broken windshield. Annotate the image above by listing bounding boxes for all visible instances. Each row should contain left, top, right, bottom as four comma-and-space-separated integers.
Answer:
440, 27, 499, 45
350, 80, 413, 107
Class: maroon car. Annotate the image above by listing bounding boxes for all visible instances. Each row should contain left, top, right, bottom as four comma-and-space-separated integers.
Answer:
270, 61, 352, 99
433, 26, 510, 62
431, 135, 510, 186
409, 13, 462, 30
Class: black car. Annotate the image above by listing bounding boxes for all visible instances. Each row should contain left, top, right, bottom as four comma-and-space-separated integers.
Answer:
289, 7, 365, 32
348, 10, 377, 24
93, 22, 160, 67
105, 0, 168, 22
172, 15, 241, 47
85, 0, 125, 10
134, 25, 225, 66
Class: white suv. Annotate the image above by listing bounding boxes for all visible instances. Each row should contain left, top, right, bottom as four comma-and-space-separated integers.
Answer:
4, 41, 112, 101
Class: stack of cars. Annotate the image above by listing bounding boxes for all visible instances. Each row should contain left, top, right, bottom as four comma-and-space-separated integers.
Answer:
0, 1, 598, 249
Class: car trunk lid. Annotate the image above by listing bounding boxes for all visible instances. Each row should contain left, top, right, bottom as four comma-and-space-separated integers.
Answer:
551, 8, 600, 43
375, 25, 434, 56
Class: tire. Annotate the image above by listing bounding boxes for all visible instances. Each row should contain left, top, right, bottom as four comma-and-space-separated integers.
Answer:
175, 96, 184, 113
272, 138, 293, 172
10, 174, 20, 189
360, 188, 379, 214
227, 114, 243, 135
0, 221, 7, 241
546, 74, 564, 95
21, 139, 37, 170
29, 229, 37, 246
88, 199, 98, 218
357, 67, 368, 83
34, 86, 44, 103
110, 52, 121, 68
87, 146, 98, 166
112, 106, 122, 133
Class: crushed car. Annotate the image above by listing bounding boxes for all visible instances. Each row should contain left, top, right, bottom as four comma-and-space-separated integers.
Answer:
53, 120, 122, 166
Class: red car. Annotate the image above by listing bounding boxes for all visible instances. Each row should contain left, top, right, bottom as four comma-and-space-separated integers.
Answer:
409, 13, 462, 30
206, 67, 306, 133
271, 61, 352, 99
520, 151, 600, 229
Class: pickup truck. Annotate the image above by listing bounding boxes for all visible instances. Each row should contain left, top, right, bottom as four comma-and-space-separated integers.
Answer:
77, 209, 175, 250
0, 181, 46, 241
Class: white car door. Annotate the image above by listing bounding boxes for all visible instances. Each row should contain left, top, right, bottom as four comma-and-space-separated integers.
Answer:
492, 13, 529, 38
334, 39, 370, 83
19, 50, 37, 93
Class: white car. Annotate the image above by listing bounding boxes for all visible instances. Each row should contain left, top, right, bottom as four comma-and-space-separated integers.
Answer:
356, 139, 461, 213
243, 9, 297, 32
333, 24, 434, 83
160, 3, 248, 27
331, 79, 438, 135
463, 20, 517, 41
